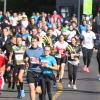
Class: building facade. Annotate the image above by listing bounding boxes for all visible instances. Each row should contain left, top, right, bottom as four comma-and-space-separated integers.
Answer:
56, 0, 100, 17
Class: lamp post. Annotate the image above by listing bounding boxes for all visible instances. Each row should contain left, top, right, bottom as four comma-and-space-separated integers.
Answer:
4, 0, 7, 14
78, 0, 80, 27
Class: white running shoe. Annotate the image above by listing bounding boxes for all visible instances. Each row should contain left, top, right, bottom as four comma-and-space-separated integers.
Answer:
68, 84, 72, 88
72, 85, 77, 90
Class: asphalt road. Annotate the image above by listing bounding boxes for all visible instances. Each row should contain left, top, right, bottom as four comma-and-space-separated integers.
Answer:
0, 52, 100, 100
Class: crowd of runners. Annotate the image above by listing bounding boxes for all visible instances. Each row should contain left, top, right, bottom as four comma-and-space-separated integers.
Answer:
0, 10, 100, 100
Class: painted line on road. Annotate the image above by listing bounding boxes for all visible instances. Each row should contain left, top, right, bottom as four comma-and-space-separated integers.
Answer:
52, 80, 63, 100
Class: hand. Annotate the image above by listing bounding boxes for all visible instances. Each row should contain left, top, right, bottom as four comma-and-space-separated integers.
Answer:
7, 66, 11, 72
41, 62, 48, 67
71, 54, 75, 59
0, 71, 4, 76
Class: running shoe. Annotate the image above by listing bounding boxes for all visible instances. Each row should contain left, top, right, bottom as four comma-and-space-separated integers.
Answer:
17, 91, 21, 99
97, 74, 100, 81
97, 75, 100, 80
86, 67, 90, 73
83, 65, 87, 72
98, 77, 100, 81
72, 85, 77, 90
68, 84, 72, 88
20, 90, 25, 98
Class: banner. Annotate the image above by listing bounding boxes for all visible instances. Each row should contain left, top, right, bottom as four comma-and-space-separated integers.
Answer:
83, 0, 93, 15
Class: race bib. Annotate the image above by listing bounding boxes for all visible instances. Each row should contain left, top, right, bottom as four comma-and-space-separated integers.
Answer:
58, 49, 64, 54
56, 47, 64, 54
41, 60, 48, 67
15, 54, 23, 61
30, 57, 39, 64
15, 54, 24, 65
55, 54, 61, 58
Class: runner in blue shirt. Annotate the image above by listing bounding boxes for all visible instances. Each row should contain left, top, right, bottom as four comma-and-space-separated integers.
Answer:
24, 36, 43, 100
39, 45, 58, 100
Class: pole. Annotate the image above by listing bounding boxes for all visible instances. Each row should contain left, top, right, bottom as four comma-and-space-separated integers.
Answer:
78, 0, 80, 27
4, 0, 7, 14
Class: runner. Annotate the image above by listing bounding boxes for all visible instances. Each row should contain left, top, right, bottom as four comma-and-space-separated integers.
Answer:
6, 36, 17, 91
0, 27, 12, 89
39, 45, 58, 100
11, 37, 26, 98
0, 48, 6, 93
54, 34, 68, 82
79, 20, 87, 33
67, 25, 77, 44
42, 28, 56, 48
81, 24, 96, 73
93, 12, 100, 34
24, 36, 43, 100
66, 37, 81, 89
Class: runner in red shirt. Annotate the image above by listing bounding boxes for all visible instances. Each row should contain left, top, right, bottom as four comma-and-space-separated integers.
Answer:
0, 49, 5, 92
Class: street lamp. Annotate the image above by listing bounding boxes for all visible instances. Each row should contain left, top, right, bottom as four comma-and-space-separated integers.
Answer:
4, 0, 7, 14
78, 0, 80, 27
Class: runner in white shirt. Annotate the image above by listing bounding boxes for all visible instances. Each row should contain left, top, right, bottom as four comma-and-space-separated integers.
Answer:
81, 24, 96, 73
54, 34, 68, 82
67, 25, 76, 44
11, 13, 18, 34
11, 13, 18, 27
21, 17, 29, 28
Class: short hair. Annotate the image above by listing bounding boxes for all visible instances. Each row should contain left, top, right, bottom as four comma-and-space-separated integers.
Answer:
10, 36, 16, 40
58, 34, 65, 40
31, 36, 39, 41
3, 27, 9, 31
44, 45, 51, 51
32, 26, 38, 30
71, 37, 77, 43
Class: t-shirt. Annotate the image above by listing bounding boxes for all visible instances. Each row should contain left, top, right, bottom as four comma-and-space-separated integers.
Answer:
16, 32, 30, 40
39, 55, 57, 75
66, 44, 81, 65
54, 41, 68, 58
0, 54, 5, 67
79, 25, 87, 33
67, 30, 76, 43
21, 20, 28, 28
12, 45, 26, 65
82, 31, 96, 49
24, 46, 43, 73
11, 17, 18, 26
